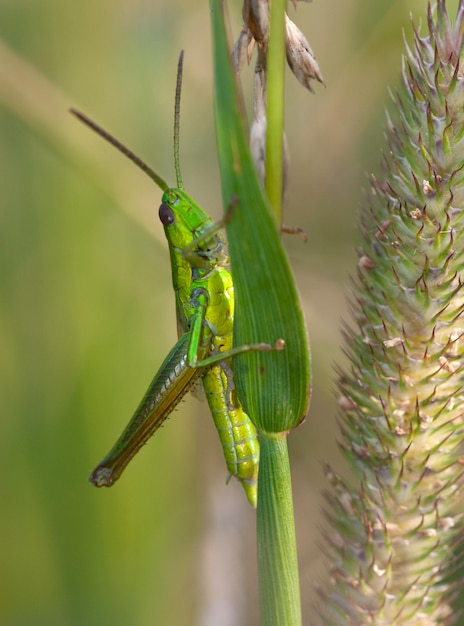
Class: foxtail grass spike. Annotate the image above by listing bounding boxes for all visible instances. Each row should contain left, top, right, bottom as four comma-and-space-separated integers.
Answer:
321, 2, 464, 624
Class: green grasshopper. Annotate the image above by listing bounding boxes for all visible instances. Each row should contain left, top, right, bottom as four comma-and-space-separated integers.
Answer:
72, 52, 282, 507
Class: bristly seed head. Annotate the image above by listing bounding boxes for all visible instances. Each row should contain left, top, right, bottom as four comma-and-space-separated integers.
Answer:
320, 3, 464, 624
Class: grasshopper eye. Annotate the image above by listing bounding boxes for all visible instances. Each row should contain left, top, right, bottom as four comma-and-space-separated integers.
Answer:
159, 203, 175, 226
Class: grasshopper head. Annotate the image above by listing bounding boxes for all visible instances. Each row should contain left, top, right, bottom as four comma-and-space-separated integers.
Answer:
159, 189, 223, 259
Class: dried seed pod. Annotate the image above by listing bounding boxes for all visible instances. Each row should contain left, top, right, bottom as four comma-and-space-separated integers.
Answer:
242, 0, 269, 47
231, 27, 255, 75
285, 15, 324, 92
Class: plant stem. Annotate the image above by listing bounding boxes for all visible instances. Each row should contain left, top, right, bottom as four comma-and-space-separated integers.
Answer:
265, 0, 286, 222
257, 432, 301, 626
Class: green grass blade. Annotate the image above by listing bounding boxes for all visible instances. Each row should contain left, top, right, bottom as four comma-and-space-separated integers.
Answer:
210, 0, 310, 435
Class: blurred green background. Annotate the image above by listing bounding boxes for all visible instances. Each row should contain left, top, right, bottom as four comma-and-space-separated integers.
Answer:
0, 0, 453, 624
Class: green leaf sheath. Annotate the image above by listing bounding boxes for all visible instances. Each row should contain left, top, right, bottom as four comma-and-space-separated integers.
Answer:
90, 334, 201, 487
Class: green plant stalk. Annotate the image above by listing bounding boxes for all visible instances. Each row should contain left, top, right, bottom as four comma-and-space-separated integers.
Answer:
257, 433, 301, 626
210, 2, 308, 624
265, 0, 286, 221
259, 2, 301, 623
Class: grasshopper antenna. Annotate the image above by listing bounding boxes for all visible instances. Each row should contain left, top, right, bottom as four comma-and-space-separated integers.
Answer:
70, 108, 170, 193
173, 50, 184, 190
